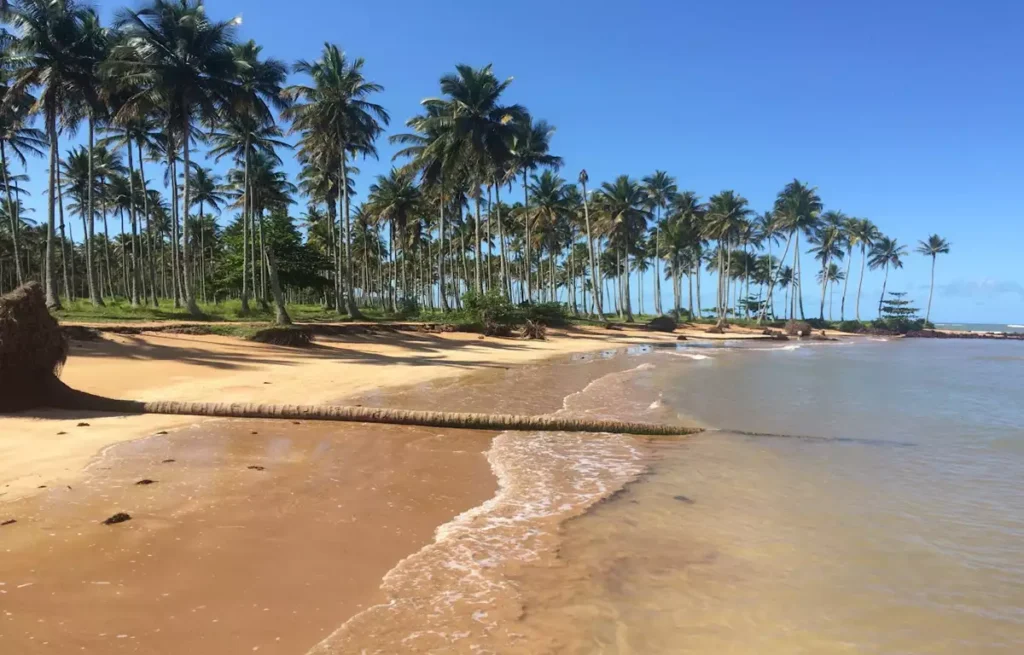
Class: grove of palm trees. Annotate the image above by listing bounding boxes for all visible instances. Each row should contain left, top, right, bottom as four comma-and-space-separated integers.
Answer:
0, 0, 950, 331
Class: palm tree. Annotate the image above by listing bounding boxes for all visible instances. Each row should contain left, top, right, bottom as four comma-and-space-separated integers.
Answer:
868, 236, 907, 318
642, 171, 677, 316
111, 0, 241, 316
595, 175, 649, 322
367, 167, 422, 303
509, 115, 561, 302
809, 210, 846, 320
578, 169, 602, 318
767, 179, 822, 321
187, 166, 225, 303
916, 234, 950, 324
816, 262, 845, 321
527, 169, 569, 301
0, 63, 45, 287
847, 218, 880, 321
60, 146, 101, 302
704, 190, 751, 323
285, 43, 389, 318
9, 0, 96, 308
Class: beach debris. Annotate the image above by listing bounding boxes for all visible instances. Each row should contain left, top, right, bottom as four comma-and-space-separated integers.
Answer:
161, 459, 176, 464
673, 495, 695, 504
102, 512, 132, 525
77, 422, 90, 427
56, 431, 66, 435
676, 335, 688, 341
62, 325, 101, 342
247, 465, 265, 471
1, 519, 16, 526
519, 319, 547, 340
135, 479, 156, 486
248, 327, 313, 348
155, 430, 168, 435
250, 430, 258, 435
785, 320, 812, 337
603, 323, 622, 330
37, 485, 46, 489
292, 421, 300, 425
706, 325, 725, 334
646, 315, 678, 332
477, 335, 485, 340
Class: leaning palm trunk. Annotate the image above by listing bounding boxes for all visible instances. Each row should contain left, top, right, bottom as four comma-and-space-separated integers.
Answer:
925, 255, 936, 323
855, 245, 867, 321
819, 254, 830, 321
580, 184, 602, 319
56, 166, 72, 300
878, 263, 889, 318
265, 247, 291, 325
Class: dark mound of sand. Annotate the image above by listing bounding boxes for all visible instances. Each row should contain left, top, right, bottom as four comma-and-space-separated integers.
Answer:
0, 283, 68, 412
248, 326, 313, 347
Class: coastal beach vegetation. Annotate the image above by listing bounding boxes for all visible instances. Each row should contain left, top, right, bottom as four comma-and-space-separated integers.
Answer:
0, 0, 949, 334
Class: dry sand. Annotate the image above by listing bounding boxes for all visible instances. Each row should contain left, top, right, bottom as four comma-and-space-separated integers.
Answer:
0, 320, 770, 653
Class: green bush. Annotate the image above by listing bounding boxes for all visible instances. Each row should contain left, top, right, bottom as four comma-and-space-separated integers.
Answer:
837, 320, 866, 333
522, 301, 569, 327
395, 297, 421, 319
871, 317, 927, 334
463, 290, 519, 336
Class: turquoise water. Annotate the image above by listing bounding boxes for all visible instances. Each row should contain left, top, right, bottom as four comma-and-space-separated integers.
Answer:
936, 322, 1024, 333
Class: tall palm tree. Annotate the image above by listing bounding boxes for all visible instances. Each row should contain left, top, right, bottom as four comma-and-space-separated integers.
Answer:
509, 115, 561, 302
847, 218, 880, 321
367, 167, 422, 303
767, 179, 822, 321
705, 190, 751, 323
9, 0, 96, 308
60, 146, 101, 302
578, 169, 602, 318
527, 169, 568, 300
810, 210, 847, 320
111, 0, 241, 316
187, 166, 224, 303
0, 63, 45, 287
642, 171, 677, 316
868, 236, 907, 318
915, 234, 950, 324
285, 43, 389, 318
595, 175, 649, 322
816, 263, 845, 321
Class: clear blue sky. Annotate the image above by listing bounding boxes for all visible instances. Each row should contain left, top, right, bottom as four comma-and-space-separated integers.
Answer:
17, 0, 1024, 323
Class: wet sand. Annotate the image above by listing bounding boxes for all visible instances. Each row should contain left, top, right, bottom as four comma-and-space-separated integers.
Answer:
0, 419, 496, 653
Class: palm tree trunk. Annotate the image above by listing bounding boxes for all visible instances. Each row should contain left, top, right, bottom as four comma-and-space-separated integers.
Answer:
437, 184, 449, 312
1, 144, 23, 286
339, 151, 362, 318
126, 140, 141, 307
44, 109, 61, 309
580, 181, 601, 319
56, 165, 72, 300
486, 185, 493, 291
167, 139, 181, 307
239, 141, 251, 314
180, 124, 201, 316
878, 263, 889, 318
694, 251, 702, 319
856, 244, 866, 321
840, 250, 852, 322
199, 203, 206, 304
926, 255, 936, 324
101, 195, 114, 299
494, 181, 509, 298
794, 232, 805, 320
474, 193, 482, 293
522, 173, 532, 303
136, 142, 158, 307
264, 245, 290, 325
654, 219, 662, 315
819, 255, 830, 321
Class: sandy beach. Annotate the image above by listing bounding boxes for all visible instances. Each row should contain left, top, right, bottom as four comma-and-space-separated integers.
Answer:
0, 321, 721, 653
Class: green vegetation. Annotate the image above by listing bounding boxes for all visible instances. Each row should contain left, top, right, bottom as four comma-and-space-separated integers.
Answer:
0, 0, 951, 331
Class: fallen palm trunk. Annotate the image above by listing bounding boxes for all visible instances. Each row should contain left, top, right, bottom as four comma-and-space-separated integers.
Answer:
49, 382, 699, 437
2, 283, 699, 437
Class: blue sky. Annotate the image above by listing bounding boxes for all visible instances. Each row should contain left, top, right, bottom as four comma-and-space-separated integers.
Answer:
15, 0, 1024, 323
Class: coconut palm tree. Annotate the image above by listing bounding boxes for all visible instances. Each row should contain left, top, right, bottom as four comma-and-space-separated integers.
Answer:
366, 167, 422, 303
767, 179, 822, 321
577, 169, 602, 318
816, 262, 845, 321
809, 211, 847, 320
111, 0, 241, 316
9, 0, 97, 308
594, 175, 649, 322
509, 115, 561, 302
642, 171, 677, 316
284, 43, 389, 318
868, 236, 907, 318
847, 218, 880, 321
187, 166, 225, 303
704, 190, 751, 323
915, 234, 950, 324
527, 169, 569, 301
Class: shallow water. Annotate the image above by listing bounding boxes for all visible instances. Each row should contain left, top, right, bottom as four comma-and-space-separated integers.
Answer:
316, 338, 1024, 653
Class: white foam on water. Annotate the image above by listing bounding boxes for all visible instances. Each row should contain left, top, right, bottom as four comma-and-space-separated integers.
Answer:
669, 352, 712, 361
307, 366, 652, 655
746, 344, 802, 352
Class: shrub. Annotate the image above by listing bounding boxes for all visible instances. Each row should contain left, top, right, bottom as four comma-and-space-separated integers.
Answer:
522, 301, 569, 327
248, 326, 313, 347
837, 320, 866, 334
396, 297, 421, 319
646, 315, 677, 332
463, 290, 519, 336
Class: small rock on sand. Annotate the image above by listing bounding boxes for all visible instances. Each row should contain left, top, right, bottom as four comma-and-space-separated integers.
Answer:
135, 479, 156, 486
247, 465, 265, 471
161, 459, 176, 464
103, 513, 132, 525
1, 519, 16, 526
673, 495, 695, 504
155, 431, 168, 435
77, 422, 90, 427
